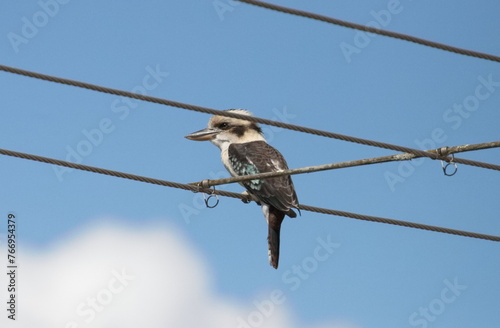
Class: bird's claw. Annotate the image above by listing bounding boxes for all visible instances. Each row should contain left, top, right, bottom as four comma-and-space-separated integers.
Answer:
241, 191, 259, 204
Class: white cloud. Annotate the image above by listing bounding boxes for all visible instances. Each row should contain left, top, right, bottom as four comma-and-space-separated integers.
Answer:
1, 220, 359, 328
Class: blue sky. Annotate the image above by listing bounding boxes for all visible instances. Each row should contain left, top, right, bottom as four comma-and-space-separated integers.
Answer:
1, 1, 500, 327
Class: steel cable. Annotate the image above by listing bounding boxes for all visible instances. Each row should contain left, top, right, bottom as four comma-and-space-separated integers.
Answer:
1, 64, 499, 172
236, 0, 500, 63
0, 147, 499, 242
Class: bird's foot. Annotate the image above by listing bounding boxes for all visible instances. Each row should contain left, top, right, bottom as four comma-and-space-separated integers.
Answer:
241, 191, 260, 205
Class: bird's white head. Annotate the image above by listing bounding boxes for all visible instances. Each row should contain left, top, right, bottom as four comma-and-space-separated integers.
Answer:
185, 109, 266, 149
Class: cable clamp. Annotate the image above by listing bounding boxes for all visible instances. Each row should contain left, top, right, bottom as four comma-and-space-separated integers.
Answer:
200, 179, 211, 189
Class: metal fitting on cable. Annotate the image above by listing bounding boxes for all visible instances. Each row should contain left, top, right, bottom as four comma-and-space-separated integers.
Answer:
437, 147, 458, 176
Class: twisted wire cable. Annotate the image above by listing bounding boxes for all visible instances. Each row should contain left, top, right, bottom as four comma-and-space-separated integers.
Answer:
236, 0, 500, 63
1, 64, 499, 172
0, 147, 498, 242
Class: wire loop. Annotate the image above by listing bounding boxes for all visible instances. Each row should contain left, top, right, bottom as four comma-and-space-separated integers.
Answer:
202, 186, 220, 208
440, 152, 458, 176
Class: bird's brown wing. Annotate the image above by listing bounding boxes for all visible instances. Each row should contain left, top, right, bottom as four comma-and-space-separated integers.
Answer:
228, 141, 299, 215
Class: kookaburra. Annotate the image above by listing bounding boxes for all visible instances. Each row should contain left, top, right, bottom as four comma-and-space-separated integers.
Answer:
185, 109, 300, 269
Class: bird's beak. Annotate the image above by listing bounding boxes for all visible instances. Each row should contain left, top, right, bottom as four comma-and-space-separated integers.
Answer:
185, 128, 219, 141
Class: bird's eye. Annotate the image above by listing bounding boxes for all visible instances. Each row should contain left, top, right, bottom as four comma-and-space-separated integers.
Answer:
218, 122, 230, 130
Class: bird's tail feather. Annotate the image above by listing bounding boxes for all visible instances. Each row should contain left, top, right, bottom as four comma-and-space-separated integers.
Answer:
267, 207, 285, 269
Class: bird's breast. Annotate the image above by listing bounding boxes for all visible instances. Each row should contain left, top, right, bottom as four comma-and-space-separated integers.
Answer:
220, 145, 237, 177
